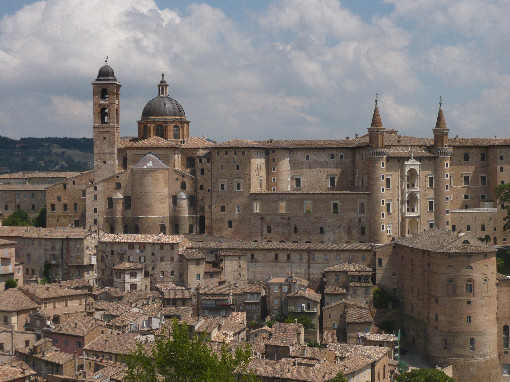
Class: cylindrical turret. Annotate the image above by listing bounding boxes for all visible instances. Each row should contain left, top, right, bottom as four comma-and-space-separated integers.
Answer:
176, 192, 189, 234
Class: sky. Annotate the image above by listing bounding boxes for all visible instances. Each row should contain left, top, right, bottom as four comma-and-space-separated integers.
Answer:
0, 0, 509, 142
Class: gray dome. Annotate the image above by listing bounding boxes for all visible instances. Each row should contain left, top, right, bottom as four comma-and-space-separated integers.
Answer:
141, 96, 185, 118
96, 65, 117, 81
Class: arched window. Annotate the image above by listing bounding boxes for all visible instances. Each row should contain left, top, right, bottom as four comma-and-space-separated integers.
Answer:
100, 108, 109, 124
173, 125, 180, 139
156, 125, 164, 138
181, 181, 186, 190
143, 126, 148, 139
466, 279, 473, 294
101, 88, 108, 100
504, 325, 509, 349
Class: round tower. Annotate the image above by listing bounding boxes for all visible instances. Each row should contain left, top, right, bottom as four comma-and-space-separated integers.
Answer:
176, 192, 189, 234
131, 153, 170, 234
426, 239, 501, 381
432, 98, 452, 230
367, 96, 388, 243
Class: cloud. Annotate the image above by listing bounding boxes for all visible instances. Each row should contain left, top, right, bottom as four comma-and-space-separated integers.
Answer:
0, 0, 509, 140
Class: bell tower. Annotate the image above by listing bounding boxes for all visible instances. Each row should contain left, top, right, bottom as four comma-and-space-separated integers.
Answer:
92, 59, 121, 183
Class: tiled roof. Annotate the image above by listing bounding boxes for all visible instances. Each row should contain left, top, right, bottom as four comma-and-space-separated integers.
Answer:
232, 283, 263, 295
268, 276, 309, 286
0, 184, 49, 191
214, 139, 266, 148
322, 330, 338, 345
259, 139, 360, 148
163, 289, 192, 299
0, 171, 83, 180
20, 284, 87, 300
53, 314, 104, 337
109, 310, 144, 328
198, 282, 232, 296
287, 288, 321, 303
122, 136, 180, 149
84, 333, 143, 355
181, 248, 206, 259
324, 286, 348, 294
327, 343, 389, 361
99, 232, 185, 244
395, 228, 494, 253
346, 307, 373, 324
189, 240, 373, 252
181, 137, 216, 148
361, 333, 397, 342
161, 306, 193, 319
0, 239, 16, 246
0, 226, 93, 239
94, 301, 131, 317
0, 359, 36, 382
324, 263, 373, 273
0, 288, 39, 312
386, 146, 434, 158
113, 262, 144, 270
16, 345, 74, 365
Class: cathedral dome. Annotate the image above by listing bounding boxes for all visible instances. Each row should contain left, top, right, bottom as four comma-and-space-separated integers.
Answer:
96, 64, 117, 81
141, 96, 185, 118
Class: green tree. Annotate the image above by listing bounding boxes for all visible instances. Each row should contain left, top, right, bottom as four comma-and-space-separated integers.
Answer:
124, 319, 259, 382
41, 261, 52, 284
496, 183, 510, 230
330, 372, 348, 382
285, 315, 315, 330
33, 207, 46, 227
4, 279, 17, 290
397, 369, 455, 382
2, 209, 31, 226
373, 287, 392, 309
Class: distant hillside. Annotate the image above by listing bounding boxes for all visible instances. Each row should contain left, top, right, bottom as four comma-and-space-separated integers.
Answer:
0, 136, 93, 173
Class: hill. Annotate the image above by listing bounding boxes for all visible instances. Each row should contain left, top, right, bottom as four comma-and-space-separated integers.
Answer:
0, 136, 93, 173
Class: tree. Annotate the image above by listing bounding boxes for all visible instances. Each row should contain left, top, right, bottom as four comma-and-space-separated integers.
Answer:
373, 287, 392, 309
496, 183, 510, 230
2, 209, 31, 226
286, 315, 315, 330
4, 279, 17, 290
330, 372, 348, 382
397, 369, 455, 382
124, 319, 259, 382
33, 207, 46, 227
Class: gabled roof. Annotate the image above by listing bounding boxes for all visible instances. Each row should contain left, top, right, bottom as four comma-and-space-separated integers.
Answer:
0, 288, 38, 312
132, 153, 169, 169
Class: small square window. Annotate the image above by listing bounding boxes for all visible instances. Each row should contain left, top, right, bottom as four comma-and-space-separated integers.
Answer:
305, 154, 310, 160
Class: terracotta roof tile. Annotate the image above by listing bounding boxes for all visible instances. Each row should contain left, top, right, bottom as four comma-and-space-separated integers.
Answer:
84, 333, 145, 355
395, 228, 494, 253
99, 232, 185, 244
0, 359, 36, 382
287, 288, 321, 303
324, 263, 373, 273
0, 288, 39, 312
112, 262, 144, 270
20, 284, 87, 300
53, 314, 104, 337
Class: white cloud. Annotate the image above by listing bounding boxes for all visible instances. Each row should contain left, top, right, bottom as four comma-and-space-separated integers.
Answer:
0, 0, 509, 141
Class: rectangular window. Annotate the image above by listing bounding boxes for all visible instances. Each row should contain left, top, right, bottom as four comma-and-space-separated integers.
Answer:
463, 175, 470, 186
124, 196, 131, 209
358, 202, 366, 214
428, 176, 434, 188
332, 202, 339, 214
107, 197, 113, 209
329, 176, 336, 188
220, 182, 226, 191
386, 177, 391, 189
466, 283, 473, 293
304, 201, 312, 214
480, 175, 487, 186
220, 205, 225, 213
464, 153, 469, 161
467, 316, 472, 323
294, 177, 302, 188
481, 152, 486, 161
278, 201, 286, 214
235, 181, 241, 191
252, 201, 260, 213
470, 338, 475, 351
386, 201, 392, 214
63, 203, 68, 211
51, 204, 55, 212
428, 200, 434, 212
443, 339, 448, 350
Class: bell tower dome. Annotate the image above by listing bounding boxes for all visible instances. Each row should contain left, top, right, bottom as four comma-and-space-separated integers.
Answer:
92, 59, 121, 182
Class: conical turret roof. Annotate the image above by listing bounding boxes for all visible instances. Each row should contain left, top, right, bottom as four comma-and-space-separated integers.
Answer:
435, 106, 447, 130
